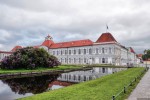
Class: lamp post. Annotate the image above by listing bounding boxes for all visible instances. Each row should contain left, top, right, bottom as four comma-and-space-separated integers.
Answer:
144, 52, 147, 68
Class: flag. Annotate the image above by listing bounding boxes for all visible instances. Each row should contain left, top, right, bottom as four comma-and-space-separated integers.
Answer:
106, 25, 109, 30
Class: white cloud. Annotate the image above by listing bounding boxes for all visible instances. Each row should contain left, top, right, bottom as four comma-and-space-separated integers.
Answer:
0, 0, 150, 53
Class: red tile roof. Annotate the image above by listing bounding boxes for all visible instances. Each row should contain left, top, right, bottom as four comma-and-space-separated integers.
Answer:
96, 33, 117, 43
48, 80, 73, 87
137, 54, 143, 58
50, 39, 93, 49
33, 45, 40, 48
0, 51, 12, 54
11, 46, 22, 52
129, 47, 136, 53
41, 40, 54, 47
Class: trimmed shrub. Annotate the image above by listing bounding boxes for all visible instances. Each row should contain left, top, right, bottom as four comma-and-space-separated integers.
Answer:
1, 47, 61, 69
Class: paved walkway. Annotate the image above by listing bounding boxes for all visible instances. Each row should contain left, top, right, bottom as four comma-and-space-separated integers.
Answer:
128, 69, 150, 100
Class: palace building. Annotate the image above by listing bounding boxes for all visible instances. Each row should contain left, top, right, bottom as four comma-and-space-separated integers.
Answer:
38, 32, 137, 66
0, 32, 138, 66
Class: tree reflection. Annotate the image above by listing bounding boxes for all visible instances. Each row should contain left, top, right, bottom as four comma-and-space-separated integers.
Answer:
2, 74, 59, 95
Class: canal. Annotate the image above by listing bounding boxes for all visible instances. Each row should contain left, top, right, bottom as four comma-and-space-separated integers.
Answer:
0, 67, 127, 100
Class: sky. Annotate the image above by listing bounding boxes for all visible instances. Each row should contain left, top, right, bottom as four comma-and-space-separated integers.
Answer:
0, 0, 150, 53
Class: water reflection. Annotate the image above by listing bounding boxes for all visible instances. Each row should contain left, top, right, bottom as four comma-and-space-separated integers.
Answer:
48, 80, 74, 90
57, 67, 127, 83
0, 74, 59, 100
0, 67, 127, 100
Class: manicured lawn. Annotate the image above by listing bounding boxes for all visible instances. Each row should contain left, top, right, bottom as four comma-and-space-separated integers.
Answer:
0, 64, 126, 74
19, 67, 145, 100
0, 65, 82, 74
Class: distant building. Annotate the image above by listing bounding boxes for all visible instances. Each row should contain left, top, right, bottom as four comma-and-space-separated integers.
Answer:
0, 51, 12, 61
137, 54, 143, 63
0, 32, 139, 66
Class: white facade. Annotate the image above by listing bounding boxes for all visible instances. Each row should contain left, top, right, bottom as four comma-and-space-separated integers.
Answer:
48, 43, 136, 66
0, 51, 11, 61
0, 32, 138, 67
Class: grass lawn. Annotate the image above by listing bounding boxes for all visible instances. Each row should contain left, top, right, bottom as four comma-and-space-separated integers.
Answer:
19, 67, 145, 100
0, 65, 82, 74
0, 64, 126, 74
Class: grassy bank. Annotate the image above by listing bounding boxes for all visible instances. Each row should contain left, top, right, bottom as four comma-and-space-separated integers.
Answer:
0, 64, 126, 74
0, 65, 82, 74
19, 67, 145, 100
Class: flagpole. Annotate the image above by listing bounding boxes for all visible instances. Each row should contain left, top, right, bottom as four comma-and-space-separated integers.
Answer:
106, 24, 109, 32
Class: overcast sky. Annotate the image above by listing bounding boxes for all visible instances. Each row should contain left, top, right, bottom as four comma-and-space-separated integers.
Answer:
0, 0, 150, 53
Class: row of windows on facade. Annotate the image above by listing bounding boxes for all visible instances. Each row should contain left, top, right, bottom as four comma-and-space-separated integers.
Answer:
59, 58, 109, 64
52, 48, 112, 55
0, 54, 10, 59
59, 68, 106, 81
59, 74, 93, 81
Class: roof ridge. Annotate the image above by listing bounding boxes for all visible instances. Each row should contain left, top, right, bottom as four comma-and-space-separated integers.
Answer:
54, 39, 93, 44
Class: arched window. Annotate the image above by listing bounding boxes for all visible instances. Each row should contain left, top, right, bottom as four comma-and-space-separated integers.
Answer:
78, 76, 81, 80
102, 68, 105, 73
102, 58, 105, 63
84, 76, 86, 81
89, 48, 92, 54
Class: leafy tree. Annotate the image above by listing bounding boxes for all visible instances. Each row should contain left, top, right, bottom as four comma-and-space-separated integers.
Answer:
142, 49, 150, 60
1, 47, 61, 69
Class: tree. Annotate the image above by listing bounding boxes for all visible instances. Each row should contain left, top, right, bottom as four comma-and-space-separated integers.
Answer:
1, 47, 61, 69
142, 49, 150, 60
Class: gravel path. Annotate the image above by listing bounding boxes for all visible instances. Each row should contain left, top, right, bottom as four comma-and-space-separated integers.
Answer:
128, 69, 150, 100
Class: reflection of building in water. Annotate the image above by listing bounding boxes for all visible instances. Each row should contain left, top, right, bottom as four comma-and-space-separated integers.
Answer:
57, 67, 127, 83
48, 80, 73, 90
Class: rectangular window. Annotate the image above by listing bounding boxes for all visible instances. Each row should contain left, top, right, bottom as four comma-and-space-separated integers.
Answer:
69, 50, 71, 55
53, 51, 55, 55
65, 50, 68, 55
84, 49, 86, 54
96, 48, 99, 54
74, 50, 76, 54
61, 50, 63, 55
102, 48, 105, 54
79, 49, 81, 54
84, 58, 86, 63
109, 48, 112, 54
57, 51, 59, 55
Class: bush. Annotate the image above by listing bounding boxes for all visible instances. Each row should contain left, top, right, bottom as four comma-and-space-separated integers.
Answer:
1, 47, 61, 69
